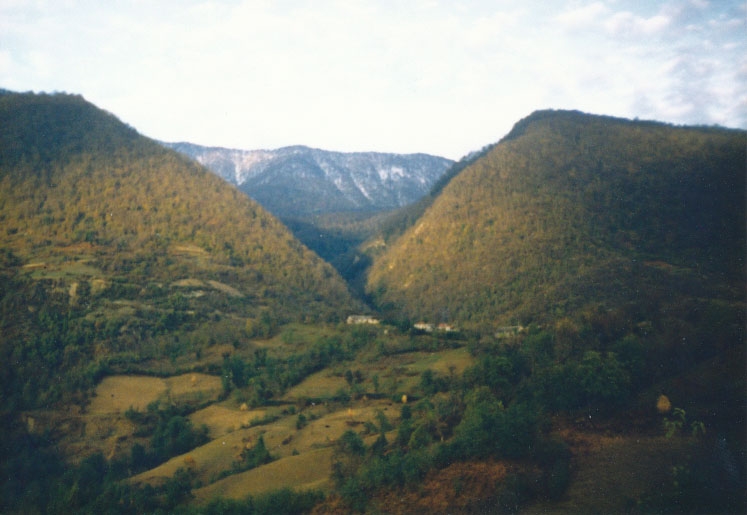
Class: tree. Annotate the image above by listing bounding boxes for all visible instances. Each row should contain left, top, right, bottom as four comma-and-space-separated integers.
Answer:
575, 351, 630, 411
239, 435, 272, 469
452, 387, 538, 460
537, 350, 631, 415
452, 387, 503, 458
163, 467, 193, 508
331, 430, 366, 488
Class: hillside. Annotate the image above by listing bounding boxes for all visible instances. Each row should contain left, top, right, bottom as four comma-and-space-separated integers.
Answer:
366, 110, 746, 330
163, 142, 453, 218
2, 98, 744, 515
0, 91, 360, 410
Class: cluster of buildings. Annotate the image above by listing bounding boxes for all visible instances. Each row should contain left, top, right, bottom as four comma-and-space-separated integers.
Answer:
413, 322, 456, 333
346, 315, 380, 325
346, 315, 456, 333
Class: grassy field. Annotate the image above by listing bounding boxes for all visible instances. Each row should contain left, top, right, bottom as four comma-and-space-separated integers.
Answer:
48, 374, 224, 464
396, 347, 473, 377
131, 397, 400, 490
189, 404, 271, 437
130, 422, 263, 486
49, 318, 738, 513
109, 337, 411, 503
164, 373, 223, 405
22, 255, 102, 281
89, 376, 168, 413
17, 315, 738, 514
281, 344, 474, 403
89, 373, 222, 414
193, 447, 335, 502
281, 370, 349, 400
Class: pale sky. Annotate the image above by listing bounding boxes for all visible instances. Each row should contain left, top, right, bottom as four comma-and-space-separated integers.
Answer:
1, 0, 745, 159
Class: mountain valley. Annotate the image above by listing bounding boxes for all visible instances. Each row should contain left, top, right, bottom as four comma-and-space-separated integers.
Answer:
1, 91, 744, 514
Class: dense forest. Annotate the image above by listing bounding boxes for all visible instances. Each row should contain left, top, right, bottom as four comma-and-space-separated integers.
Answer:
0, 93, 744, 514
367, 110, 745, 328
0, 91, 360, 411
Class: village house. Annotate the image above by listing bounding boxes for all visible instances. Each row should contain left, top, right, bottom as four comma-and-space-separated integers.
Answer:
346, 315, 380, 325
414, 322, 458, 333
414, 322, 434, 332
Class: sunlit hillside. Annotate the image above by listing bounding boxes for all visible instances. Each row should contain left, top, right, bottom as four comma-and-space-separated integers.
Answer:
1, 98, 744, 514
0, 91, 360, 410
367, 110, 745, 330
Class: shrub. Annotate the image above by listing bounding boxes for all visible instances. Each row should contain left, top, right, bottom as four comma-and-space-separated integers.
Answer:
536, 351, 631, 414
150, 415, 209, 464
252, 488, 324, 515
451, 387, 538, 460
238, 435, 273, 470
332, 430, 366, 488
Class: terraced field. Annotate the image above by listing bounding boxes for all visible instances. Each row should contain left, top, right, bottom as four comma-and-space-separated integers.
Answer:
47, 325, 475, 504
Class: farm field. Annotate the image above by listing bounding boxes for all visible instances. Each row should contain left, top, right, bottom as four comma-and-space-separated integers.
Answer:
26, 323, 472, 506
23, 312, 738, 513
193, 447, 335, 501
130, 396, 400, 492
89, 373, 222, 414
15, 308, 744, 514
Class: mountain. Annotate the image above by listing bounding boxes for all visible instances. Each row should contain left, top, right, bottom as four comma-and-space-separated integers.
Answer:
2, 97, 745, 514
0, 91, 360, 410
366, 110, 746, 331
162, 142, 454, 218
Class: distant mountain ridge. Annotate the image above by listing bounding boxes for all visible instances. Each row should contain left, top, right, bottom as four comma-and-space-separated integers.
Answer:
162, 142, 454, 218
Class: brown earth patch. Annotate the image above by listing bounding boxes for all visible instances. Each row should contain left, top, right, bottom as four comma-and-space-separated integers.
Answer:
374, 460, 517, 514
522, 431, 694, 514
313, 460, 521, 514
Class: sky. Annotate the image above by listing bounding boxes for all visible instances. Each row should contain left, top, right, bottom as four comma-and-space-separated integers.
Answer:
1, 0, 745, 160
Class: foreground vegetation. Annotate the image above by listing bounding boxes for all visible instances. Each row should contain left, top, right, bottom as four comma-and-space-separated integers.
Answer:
2, 318, 744, 513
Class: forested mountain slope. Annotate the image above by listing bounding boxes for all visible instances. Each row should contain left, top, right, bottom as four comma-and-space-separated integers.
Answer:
366, 110, 746, 330
0, 91, 359, 410
1, 96, 744, 515
163, 142, 453, 218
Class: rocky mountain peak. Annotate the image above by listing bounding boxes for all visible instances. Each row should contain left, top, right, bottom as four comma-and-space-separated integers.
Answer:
162, 142, 454, 218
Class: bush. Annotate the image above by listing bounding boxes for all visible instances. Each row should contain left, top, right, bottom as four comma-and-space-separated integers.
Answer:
150, 415, 209, 464
198, 488, 324, 515
536, 351, 630, 414
451, 388, 539, 460
332, 430, 366, 488
163, 467, 194, 508
252, 488, 324, 515
237, 435, 273, 471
